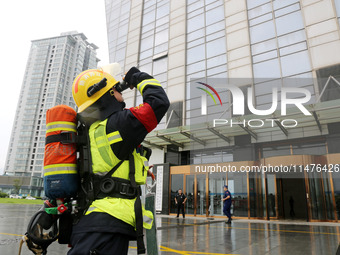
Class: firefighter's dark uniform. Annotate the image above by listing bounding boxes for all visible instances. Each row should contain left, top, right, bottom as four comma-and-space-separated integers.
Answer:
68, 69, 170, 255
175, 193, 186, 218
223, 189, 232, 222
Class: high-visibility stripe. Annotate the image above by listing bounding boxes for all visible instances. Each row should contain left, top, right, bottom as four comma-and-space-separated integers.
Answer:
44, 163, 77, 176
93, 171, 107, 176
47, 121, 77, 127
44, 167, 77, 173
136, 79, 162, 96
144, 161, 149, 167
107, 131, 122, 145
44, 163, 77, 169
85, 206, 103, 215
44, 170, 77, 176
95, 136, 106, 147
143, 215, 153, 225
87, 206, 96, 212
46, 121, 77, 133
46, 127, 77, 133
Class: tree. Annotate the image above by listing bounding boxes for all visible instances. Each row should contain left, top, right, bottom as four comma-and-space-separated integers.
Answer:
13, 179, 22, 194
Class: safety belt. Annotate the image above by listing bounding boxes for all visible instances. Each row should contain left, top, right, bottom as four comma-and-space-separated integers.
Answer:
129, 153, 146, 254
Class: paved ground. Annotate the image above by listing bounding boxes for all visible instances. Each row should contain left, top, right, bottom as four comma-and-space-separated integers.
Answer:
0, 203, 339, 255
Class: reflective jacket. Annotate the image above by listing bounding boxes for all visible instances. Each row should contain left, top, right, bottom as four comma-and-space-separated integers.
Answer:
85, 73, 170, 230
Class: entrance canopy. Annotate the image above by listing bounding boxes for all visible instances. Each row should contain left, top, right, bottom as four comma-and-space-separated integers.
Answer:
143, 99, 340, 149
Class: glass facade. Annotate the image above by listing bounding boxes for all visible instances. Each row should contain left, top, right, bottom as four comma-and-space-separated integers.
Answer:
170, 174, 183, 214
247, 0, 315, 109
185, 175, 195, 215
170, 138, 340, 221
208, 172, 226, 216
170, 164, 340, 221
186, 0, 228, 125
105, 0, 131, 69
332, 174, 340, 220
105, 0, 340, 222
138, 0, 169, 113
228, 172, 248, 217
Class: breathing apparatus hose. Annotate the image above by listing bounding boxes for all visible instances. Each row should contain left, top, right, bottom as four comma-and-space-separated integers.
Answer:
18, 235, 47, 255
18, 236, 25, 255
19, 201, 59, 255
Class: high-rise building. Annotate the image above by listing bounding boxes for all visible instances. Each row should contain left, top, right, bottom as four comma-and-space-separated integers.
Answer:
4, 31, 99, 178
105, 0, 340, 222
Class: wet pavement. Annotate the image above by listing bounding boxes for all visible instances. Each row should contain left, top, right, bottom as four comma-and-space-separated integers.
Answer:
1, 203, 340, 254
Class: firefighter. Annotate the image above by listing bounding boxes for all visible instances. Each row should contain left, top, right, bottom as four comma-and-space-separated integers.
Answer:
222, 185, 232, 224
69, 66, 170, 255
175, 189, 186, 218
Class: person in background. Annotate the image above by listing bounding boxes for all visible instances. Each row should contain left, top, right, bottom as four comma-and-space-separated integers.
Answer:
175, 189, 187, 218
222, 185, 232, 224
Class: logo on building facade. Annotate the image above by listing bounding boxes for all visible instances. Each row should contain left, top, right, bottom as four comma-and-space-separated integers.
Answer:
197, 82, 312, 128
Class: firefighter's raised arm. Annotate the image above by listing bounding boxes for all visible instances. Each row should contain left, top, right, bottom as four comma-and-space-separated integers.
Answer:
124, 66, 170, 131
108, 67, 170, 159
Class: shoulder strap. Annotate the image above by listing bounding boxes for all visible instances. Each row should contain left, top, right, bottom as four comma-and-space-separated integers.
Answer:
129, 153, 145, 254
45, 132, 76, 145
104, 160, 124, 178
129, 154, 137, 188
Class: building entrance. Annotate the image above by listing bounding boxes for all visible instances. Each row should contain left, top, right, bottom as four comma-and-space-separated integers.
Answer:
170, 157, 340, 222
279, 178, 308, 220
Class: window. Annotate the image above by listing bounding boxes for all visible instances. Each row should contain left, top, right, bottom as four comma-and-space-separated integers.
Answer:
248, 2, 271, 19
153, 57, 167, 75
274, 2, 300, 17
140, 35, 154, 52
275, 11, 304, 36
187, 13, 205, 33
188, 28, 205, 42
205, 7, 224, 26
292, 142, 327, 155
206, 37, 226, 58
253, 58, 281, 79
36, 154, 44, 159
251, 39, 277, 55
188, 0, 204, 12
279, 41, 307, 56
250, 20, 276, 44
156, 3, 169, 18
253, 50, 278, 64
247, 0, 270, 10
154, 29, 168, 46
143, 10, 156, 25
187, 44, 205, 64
280, 50, 311, 77
262, 145, 291, 158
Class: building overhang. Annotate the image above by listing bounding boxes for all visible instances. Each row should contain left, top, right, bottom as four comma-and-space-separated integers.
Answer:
143, 99, 340, 150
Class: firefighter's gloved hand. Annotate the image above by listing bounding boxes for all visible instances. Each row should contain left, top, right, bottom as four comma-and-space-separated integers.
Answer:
124, 67, 140, 88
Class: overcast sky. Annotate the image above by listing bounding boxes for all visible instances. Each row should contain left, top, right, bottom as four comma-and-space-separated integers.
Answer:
0, 0, 110, 174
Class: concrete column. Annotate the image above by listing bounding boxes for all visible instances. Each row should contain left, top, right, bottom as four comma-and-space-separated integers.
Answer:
167, 0, 186, 103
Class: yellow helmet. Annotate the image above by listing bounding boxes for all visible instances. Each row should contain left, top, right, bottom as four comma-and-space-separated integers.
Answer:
72, 69, 118, 113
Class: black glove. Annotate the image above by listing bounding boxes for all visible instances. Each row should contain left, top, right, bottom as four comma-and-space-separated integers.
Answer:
124, 67, 140, 88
